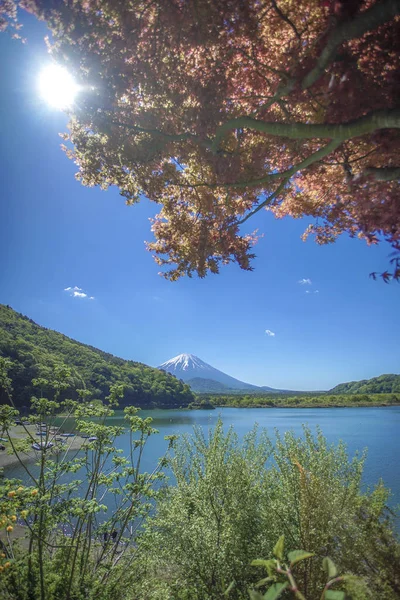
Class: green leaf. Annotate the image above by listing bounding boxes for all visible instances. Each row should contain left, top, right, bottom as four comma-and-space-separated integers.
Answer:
263, 582, 288, 600
251, 559, 277, 578
255, 577, 273, 589
273, 536, 285, 560
322, 557, 338, 579
324, 591, 345, 600
224, 580, 235, 596
251, 559, 274, 568
249, 590, 264, 600
288, 550, 314, 566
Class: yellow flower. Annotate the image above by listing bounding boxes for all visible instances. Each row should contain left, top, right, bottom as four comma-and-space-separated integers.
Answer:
6, 526, 13, 533
17, 486, 24, 493
31, 489, 38, 497
21, 510, 28, 519
4, 562, 11, 569
7, 491, 16, 498
0, 566, 4, 572
10, 516, 17, 522
0, 553, 5, 558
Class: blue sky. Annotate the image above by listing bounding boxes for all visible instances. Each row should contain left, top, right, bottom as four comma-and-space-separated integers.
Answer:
0, 16, 399, 391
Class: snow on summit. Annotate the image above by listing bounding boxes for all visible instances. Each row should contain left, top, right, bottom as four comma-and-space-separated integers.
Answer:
157, 353, 258, 390
159, 353, 209, 372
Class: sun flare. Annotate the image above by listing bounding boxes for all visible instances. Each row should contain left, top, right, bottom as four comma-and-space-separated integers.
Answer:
38, 64, 79, 109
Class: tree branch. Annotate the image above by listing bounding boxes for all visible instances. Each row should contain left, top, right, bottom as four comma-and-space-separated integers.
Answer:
211, 107, 400, 152
104, 117, 211, 148
302, 0, 400, 90
271, 0, 302, 41
237, 138, 343, 188
236, 178, 290, 226
179, 139, 342, 190
363, 166, 400, 181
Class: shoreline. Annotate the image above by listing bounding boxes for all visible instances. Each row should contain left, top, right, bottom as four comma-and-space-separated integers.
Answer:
0, 425, 86, 471
211, 402, 400, 409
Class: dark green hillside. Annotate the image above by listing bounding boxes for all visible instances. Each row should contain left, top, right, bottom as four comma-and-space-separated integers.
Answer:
330, 374, 400, 394
0, 304, 194, 408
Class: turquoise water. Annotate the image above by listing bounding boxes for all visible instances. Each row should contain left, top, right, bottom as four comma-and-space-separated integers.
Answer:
6, 407, 400, 506
139, 407, 400, 504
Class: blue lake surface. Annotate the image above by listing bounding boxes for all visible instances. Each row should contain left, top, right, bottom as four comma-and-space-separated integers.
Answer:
6, 407, 400, 507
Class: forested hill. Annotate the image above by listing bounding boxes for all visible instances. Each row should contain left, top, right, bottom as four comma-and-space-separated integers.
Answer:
0, 305, 194, 408
330, 374, 400, 395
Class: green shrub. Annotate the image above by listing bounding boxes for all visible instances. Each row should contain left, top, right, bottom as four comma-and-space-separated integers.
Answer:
137, 422, 273, 599
137, 422, 399, 600
0, 359, 175, 600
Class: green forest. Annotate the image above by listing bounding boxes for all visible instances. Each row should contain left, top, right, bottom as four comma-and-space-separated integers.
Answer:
201, 392, 400, 409
0, 305, 194, 408
329, 374, 400, 395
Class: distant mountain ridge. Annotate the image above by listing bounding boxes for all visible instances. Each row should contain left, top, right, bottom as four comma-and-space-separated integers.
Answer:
158, 353, 276, 392
158, 353, 400, 396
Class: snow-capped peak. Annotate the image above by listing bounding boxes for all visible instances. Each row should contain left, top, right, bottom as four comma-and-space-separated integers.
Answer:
159, 353, 208, 371
157, 353, 261, 391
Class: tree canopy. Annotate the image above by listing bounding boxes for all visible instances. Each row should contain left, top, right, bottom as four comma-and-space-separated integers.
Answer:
2, 0, 400, 279
329, 372, 400, 394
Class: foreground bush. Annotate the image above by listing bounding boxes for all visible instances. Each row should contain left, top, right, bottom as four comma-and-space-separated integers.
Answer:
136, 422, 400, 600
0, 359, 174, 600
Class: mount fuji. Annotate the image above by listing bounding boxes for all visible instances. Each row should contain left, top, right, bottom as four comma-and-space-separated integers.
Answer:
157, 353, 276, 393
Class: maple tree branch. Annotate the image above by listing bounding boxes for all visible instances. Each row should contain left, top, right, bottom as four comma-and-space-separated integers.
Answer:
363, 166, 400, 181
178, 139, 341, 190
234, 139, 347, 226
211, 107, 400, 152
302, 0, 400, 90
270, 0, 302, 41
251, 77, 296, 116
235, 46, 290, 80
236, 178, 290, 226
231, 138, 342, 188
104, 117, 210, 148
252, 0, 400, 116
320, 147, 380, 167
348, 148, 379, 163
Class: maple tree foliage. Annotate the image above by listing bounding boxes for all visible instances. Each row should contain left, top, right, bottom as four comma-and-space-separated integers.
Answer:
2, 0, 400, 280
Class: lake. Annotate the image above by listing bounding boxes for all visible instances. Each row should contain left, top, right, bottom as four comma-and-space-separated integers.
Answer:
6, 406, 400, 507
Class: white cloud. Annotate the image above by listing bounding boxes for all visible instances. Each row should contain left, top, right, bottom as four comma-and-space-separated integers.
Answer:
64, 286, 94, 300
265, 329, 275, 337
298, 278, 312, 285
306, 290, 319, 295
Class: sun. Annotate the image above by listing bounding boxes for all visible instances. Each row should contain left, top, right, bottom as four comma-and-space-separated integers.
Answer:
38, 64, 79, 109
